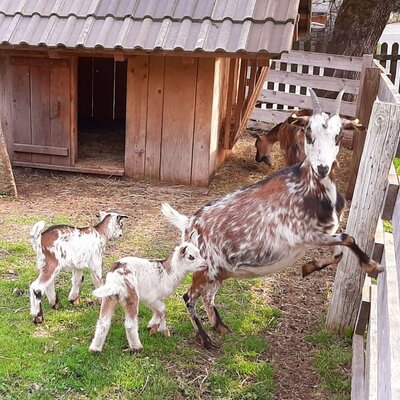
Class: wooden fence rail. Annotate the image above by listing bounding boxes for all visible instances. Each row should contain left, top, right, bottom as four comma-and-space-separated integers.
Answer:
347, 68, 400, 400
251, 50, 368, 125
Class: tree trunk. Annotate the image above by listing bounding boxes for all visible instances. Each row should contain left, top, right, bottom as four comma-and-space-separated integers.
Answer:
326, 0, 397, 56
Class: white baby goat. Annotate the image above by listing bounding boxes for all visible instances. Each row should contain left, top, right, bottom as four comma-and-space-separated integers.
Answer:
29, 211, 127, 324
89, 242, 206, 353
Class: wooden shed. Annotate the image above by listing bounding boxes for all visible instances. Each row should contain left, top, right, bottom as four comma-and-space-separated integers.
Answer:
0, 0, 302, 185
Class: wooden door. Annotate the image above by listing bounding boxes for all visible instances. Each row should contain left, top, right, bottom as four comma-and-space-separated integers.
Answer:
10, 57, 71, 166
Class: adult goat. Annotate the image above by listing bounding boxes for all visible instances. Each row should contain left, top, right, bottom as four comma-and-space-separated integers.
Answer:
162, 89, 382, 349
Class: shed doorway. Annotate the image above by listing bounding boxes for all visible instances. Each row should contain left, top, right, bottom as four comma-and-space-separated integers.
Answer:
77, 57, 127, 174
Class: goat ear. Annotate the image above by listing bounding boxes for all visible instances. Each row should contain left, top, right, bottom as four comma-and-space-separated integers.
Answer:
117, 214, 128, 221
179, 245, 187, 257
290, 115, 310, 127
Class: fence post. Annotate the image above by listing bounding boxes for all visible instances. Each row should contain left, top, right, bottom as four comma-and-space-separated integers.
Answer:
346, 55, 380, 200
326, 100, 400, 334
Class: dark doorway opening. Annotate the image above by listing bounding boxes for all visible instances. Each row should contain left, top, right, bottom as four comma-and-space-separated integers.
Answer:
77, 57, 127, 172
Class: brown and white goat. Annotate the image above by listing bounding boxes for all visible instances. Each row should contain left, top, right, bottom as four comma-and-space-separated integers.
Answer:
252, 109, 360, 167
89, 242, 206, 353
251, 109, 312, 166
162, 89, 383, 349
29, 212, 127, 324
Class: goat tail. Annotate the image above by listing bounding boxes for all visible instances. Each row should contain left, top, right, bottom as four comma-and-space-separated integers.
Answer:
29, 221, 46, 251
92, 271, 123, 298
161, 202, 189, 233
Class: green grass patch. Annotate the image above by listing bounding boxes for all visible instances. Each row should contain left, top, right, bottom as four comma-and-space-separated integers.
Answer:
306, 323, 352, 399
0, 228, 280, 399
393, 157, 400, 176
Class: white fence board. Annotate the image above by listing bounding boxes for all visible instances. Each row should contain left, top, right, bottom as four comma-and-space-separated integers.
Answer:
266, 69, 360, 94
279, 51, 364, 72
258, 89, 357, 117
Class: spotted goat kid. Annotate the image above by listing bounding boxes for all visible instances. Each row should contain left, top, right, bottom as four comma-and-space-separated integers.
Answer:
89, 242, 206, 352
162, 88, 383, 349
29, 212, 127, 324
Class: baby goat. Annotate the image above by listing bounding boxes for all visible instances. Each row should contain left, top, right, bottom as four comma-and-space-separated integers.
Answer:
29, 212, 127, 324
89, 242, 206, 353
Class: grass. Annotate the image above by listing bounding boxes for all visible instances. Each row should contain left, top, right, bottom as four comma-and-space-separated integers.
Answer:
306, 322, 352, 400
0, 221, 280, 400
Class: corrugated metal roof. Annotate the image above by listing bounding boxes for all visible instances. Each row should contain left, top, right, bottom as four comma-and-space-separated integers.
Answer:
0, 0, 300, 55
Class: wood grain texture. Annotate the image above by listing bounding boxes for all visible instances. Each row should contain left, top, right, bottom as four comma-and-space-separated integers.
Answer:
192, 58, 214, 186
161, 56, 197, 184
351, 333, 365, 400
11, 64, 32, 162
327, 101, 400, 334
125, 55, 149, 177
145, 56, 165, 179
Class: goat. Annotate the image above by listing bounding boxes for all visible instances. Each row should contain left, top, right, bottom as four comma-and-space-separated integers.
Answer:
251, 109, 360, 167
29, 211, 127, 324
251, 109, 312, 166
162, 89, 383, 349
89, 242, 206, 353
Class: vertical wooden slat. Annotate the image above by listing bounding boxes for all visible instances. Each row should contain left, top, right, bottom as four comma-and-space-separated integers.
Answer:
351, 333, 365, 400
192, 57, 214, 185
50, 63, 71, 166
277, 61, 286, 110
70, 56, 78, 165
161, 56, 197, 184
300, 40, 311, 95
365, 284, 377, 400
234, 59, 248, 133
145, 56, 165, 179
346, 63, 380, 200
224, 58, 238, 150
125, 55, 149, 177
93, 58, 114, 121
380, 42, 388, 71
389, 42, 399, 85
30, 66, 51, 164
0, 55, 12, 155
11, 64, 32, 162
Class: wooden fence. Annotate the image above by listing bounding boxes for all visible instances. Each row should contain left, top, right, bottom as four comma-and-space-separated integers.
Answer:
344, 65, 400, 400
251, 50, 369, 125
375, 41, 400, 92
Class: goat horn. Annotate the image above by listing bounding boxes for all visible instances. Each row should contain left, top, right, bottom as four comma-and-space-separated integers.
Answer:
333, 89, 345, 116
308, 88, 321, 115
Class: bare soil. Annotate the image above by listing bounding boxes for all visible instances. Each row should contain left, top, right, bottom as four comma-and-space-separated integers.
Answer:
1, 132, 352, 399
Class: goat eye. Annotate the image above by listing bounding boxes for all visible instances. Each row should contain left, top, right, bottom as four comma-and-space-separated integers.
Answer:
188, 255, 195, 261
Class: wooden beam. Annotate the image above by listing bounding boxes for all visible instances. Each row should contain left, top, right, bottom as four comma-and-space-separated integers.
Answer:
224, 59, 238, 150
13, 144, 69, 156
232, 65, 270, 147
346, 65, 381, 200
327, 100, 400, 334
355, 275, 371, 335
382, 163, 399, 221
351, 333, 365, 400
12, 161, 124, 176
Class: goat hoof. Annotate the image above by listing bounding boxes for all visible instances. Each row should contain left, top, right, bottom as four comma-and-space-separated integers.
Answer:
197, 333, 218, 350
52, 302, 60, 310
33, 316, 43, 324
88, 347, 102, 353
69, 296, 80, 306
123, 345, 143, 353
363, 260, 384, 278
160, 328, 171, 337
148, 325, 159, 335
301, 263, 315, 278
214, 323, 230, 335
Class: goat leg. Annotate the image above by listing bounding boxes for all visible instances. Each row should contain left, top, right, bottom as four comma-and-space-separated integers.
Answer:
302, 246, 343, 277
308, 233, 383, 278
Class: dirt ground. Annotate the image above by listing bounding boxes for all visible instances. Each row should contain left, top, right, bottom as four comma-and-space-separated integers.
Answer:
1, 132, 352, 399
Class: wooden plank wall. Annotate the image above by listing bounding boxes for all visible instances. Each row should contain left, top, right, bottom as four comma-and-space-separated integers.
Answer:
0, 54, 12, 155
252, 51, 365, 124
126, 54, 223, 185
